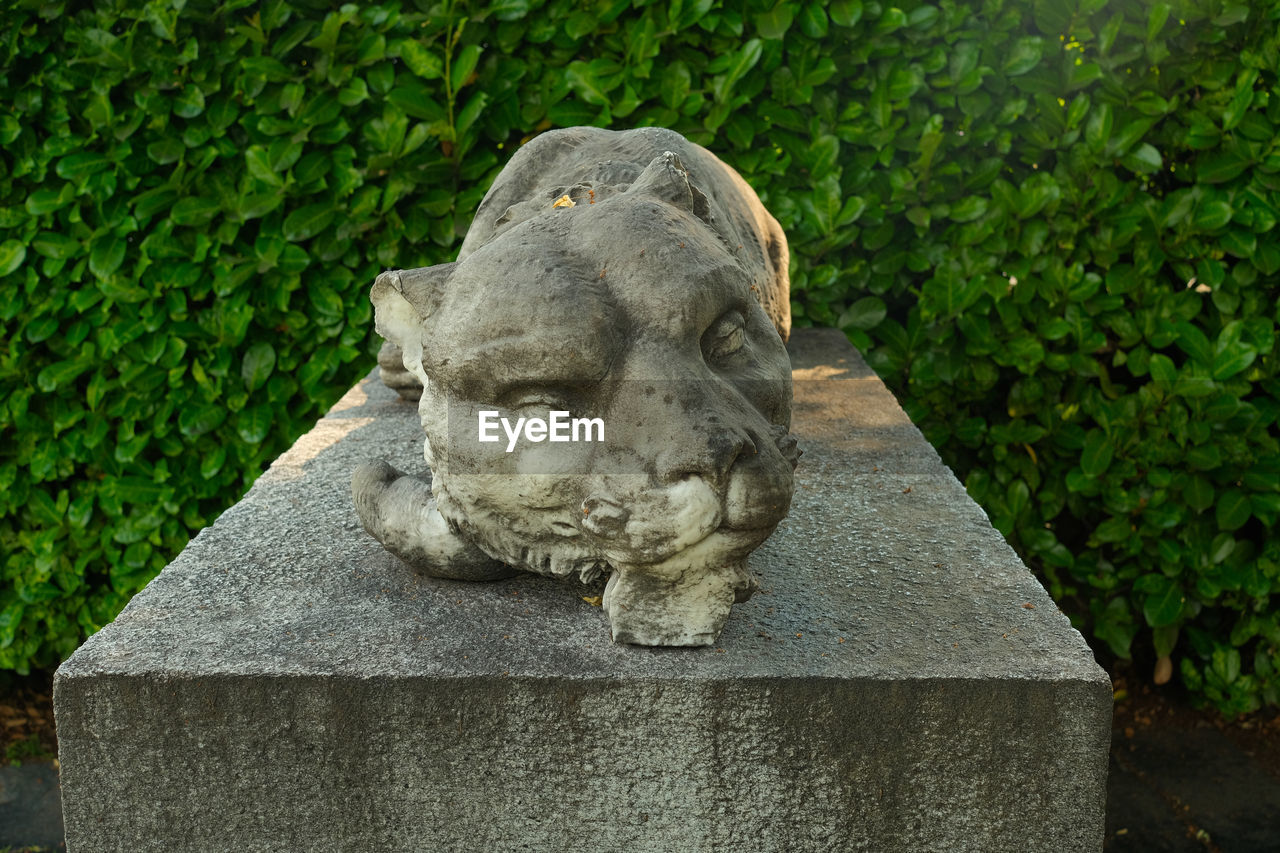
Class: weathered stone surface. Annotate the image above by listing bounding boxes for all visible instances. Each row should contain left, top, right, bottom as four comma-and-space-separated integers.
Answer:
56, 329, 1111, 852
356, 127, 798, 646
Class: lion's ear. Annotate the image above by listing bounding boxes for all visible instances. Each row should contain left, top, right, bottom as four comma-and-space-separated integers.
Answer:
629, 152, 714, 226
370, 263, 455, 354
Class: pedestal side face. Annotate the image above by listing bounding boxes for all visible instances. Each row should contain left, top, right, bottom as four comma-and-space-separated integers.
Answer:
55, 328, 1111, 852
57, 673, 1109, 852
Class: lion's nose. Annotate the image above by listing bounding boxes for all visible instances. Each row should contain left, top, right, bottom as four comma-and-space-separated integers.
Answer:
656, 429, 756, 487
582, 496, 630, 538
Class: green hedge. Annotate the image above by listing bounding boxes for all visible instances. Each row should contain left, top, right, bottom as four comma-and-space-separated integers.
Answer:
2, 0, 1277, 713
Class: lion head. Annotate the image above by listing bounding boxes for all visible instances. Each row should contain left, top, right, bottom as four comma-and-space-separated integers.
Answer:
354, 131, 797, 645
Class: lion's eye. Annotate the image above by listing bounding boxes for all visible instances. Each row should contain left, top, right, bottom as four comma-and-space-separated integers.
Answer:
703, 311, 746, 362
500, 386, 574, 412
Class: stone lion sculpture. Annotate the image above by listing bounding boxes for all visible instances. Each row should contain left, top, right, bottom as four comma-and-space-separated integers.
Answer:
352, 126, 798, 646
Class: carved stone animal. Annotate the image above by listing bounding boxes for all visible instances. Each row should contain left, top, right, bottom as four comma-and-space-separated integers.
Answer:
352, 126, 797, 646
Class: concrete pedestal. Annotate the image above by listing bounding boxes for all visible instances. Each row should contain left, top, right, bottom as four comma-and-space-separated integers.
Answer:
55, 329, 1110, 851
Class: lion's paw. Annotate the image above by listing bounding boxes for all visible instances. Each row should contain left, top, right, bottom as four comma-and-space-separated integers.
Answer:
602, 561, 755, 647
352, 459, 517, 581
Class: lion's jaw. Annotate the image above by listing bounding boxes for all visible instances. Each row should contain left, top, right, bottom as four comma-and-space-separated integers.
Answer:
427, 419, 796, 585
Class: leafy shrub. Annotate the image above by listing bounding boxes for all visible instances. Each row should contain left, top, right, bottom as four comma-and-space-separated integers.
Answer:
1, 0, 1276, 714
819, 0, 1280, 715
1, 0, 472, 670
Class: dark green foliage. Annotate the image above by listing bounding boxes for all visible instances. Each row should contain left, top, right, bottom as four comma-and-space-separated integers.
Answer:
834, 0, 1280, 715
1, 0, 1276, 714
1, 0, 470, 671
811, 0, 1280, 715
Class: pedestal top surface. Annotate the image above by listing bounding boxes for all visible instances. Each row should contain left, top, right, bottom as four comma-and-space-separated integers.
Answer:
61, 329, 1105, 685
